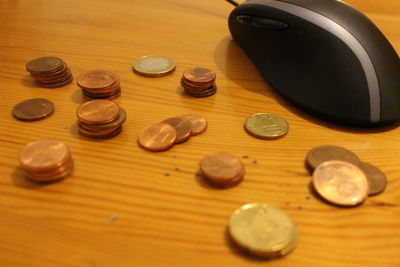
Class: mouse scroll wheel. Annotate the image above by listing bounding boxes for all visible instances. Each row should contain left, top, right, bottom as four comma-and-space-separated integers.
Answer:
236, 15, 288, 30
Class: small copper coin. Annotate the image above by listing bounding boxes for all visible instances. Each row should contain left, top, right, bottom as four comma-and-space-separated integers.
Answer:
307, 145, 360, 170
12, 98, 54, 121
26, 56, 64, 73
77, 100, 120, 124
202, 163, 245, 188
138, 123, 177, 151
77, 70, 118, 89
36, 75, 73, 88
312, 160, 369, 206
81, 108, 126, 129
183, 67, 216, 86
162, 117, 192, 143
358, 161, 387, 196
199, 153, 244, 183
178, 114, 207, 136
19, 140, 71, 172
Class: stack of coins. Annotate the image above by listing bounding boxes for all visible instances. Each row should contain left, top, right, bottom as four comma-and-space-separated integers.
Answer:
12, 98, 54, 121
132, 55, 176, 77
244, 113, 289, 139
228, 203, 297, 258
77, 70, 121, 100
19, 139, 74, 182
306, 145, 388, 206
76, 100, 126, 138
181, 67, 217, 97
199, 153, 245, 188
26, 56, 73, 88
138, 114, 207, 151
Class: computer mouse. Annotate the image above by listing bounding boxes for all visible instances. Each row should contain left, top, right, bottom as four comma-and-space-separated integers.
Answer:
228, 0, 400, 127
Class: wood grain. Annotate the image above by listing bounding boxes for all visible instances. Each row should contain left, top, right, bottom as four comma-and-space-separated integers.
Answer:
0, 0, 399, 266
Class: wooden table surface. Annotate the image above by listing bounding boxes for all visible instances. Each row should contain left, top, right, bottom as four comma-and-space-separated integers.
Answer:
0, 0, 399, 266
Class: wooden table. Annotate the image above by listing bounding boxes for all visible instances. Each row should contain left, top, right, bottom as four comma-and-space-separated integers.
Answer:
0, 0, 399, 266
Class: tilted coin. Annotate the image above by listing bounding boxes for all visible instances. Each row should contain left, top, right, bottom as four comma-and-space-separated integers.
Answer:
12, 98, 54, 121
177, 114, 208, 136
244, 113, 288, 139
162, 117, 192, 143
312, 160, 369, 206
133, 55, 176, 77
138, 123, 177, 151
76, 100, 120, 125
229, 203, 297, 258
358, 161, 387, 196
307, 145, 360, 170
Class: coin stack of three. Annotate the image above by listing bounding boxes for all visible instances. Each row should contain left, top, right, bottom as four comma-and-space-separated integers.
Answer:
76, 100, 126, 138
77, 70, 121, 100
26, 56, 73, 88
181, 67, 217, 97
19, 140, 74, 182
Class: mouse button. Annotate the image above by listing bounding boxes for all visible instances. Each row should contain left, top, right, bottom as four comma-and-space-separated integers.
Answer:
235, 15, 253, 26
251, 17, 289, 30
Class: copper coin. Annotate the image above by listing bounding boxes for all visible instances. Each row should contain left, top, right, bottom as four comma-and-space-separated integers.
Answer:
199, 153, 244, 182
28, 157, 73, 177
77, 70, 118, 89
79, 125, 122, 138
178, 114, 207, 136
138, 123, 177, 151
358, 161, 387, 196
312, 160, 369, 206
79, 122, 121, 133
184, 86, 217, 98
306, 145, 360, 170
82, 89, 121, 100
26, 160, 74, 182
183, 67, 216, 87
76, 100, 120, 124
80, 108, 126, 129
162, 117, 192, 143
82, 85, 121, 96
202, 163, 245, 188
35, 70, 72, 84
26, 56, 64, 73
12, 98, 54, 121
36, 75, 73, 88
19, 140, 71, 172
30, 63, 67, 78
180, 78, 214, 91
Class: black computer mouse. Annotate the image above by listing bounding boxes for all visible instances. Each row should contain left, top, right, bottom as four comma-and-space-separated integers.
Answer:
228, 0, 400, 127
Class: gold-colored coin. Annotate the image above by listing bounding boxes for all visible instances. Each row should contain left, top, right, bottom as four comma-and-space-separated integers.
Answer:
244, 113, 288, 139
228, 203, 297, 258
132, 55, 176, 77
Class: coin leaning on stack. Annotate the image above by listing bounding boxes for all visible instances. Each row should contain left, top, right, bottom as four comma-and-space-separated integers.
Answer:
138, 114, 207, 151
26, 56, 73, 88
306, 145, 388, 206
76, 100, 126, 138
19, 140, 74, 182
181, 67, 217, 97
228, 203, 297, 258
77, 70, 121, 100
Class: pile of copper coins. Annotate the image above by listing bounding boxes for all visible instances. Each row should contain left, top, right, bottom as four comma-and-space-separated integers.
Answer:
181, 67, 217, 97
12, 98, 54, 121
306, 145, 387, 207
76, 100, 126, 138
26, 56, 73, 88
138, 114, 207, 151
199, 153, 245, 188
19, 139, 74, 182
228, 203, 297, 258
77, 70, 121, 100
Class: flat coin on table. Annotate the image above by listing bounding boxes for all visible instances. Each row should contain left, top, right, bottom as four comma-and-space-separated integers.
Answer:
162, 117, 192, 143
138, 123, 177, 151
244, 113, 288, 139
177, 114, 208, 136
76, 100, 120, 125
12, 98, 54, 121
133, 55, 176, 77
312, 160, 369, 206
358, 161, 387, 196
229, 203, 297, 258
306, 145, 360, 170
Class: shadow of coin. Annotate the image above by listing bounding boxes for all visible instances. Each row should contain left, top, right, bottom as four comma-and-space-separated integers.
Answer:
11, 168, 60, 189
20, 75, 37, 88
70, 89, 85, 104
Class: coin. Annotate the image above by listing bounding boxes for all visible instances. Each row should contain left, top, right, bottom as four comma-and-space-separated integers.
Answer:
77, 70, 121, 99
12, 98, 54, 121
82, 108, 126, 129
199, 153, 244, 183
36, 75, 73, 88
202, 162, 245, 188
162, 117, 192, 143
312, 160, 369, 206
138, 123, 177, 151
26, 57, 73, 88
26, 56, 63, 73
229, 203, 297, 258
244, 113, 288, 139
177, 114, 207, 136
76, 100, 120, 125
358, 161, 387, 196
133, 55, 176, 77
182, 67, 216, 87
306, 145, 360, 170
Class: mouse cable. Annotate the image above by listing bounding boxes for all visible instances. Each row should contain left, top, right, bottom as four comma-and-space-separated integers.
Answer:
226, 0, 239, 7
